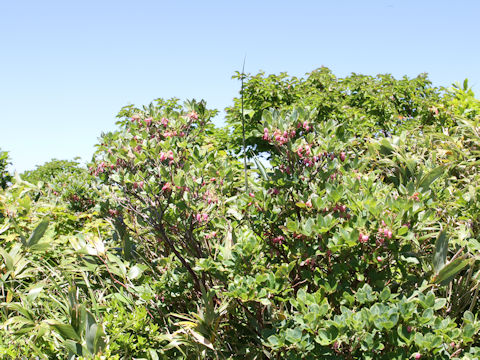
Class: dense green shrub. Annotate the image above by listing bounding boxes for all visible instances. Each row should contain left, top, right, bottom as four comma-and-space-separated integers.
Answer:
0, 149, 12, 190
1, 68, 480, 359
225, 68, 454, 156
22, 158, 98, 212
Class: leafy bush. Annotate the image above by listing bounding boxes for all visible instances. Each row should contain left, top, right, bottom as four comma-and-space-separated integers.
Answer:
22, 158, 98, 212
1, 68, 480, 359
0, 149, 12, 190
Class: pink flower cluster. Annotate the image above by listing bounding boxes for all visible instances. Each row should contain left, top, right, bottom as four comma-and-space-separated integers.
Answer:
195, 213, 209, 223
272, 235, 285, 244
269, 188, 279, 195
377, 220, 393, 245
132, 181, 144, 189
90, 161, 110, 176
296, 144, 321, 167
296, 121, 311, 131
263, 128, 296, 146
205, 231, 217, 240
202, 190, 219, 204
189, 111, 198, 121
278, 164, 292, 174
163, 130, 185, 138
358, 233, 369, 243
159, 150, 174, 162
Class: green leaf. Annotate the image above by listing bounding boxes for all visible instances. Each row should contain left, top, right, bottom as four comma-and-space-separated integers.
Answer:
85, 311, 97, 355
267, 335, 282, 348
26, 219, 49, 247
127, 265, 144, 280
417, 165, 444, 192
432, 257, 474, 286
380, 287, 391, 301
27, 285, 43, 302
433, 298, 447, 310
252, 154, 269, 180
0, 248, 13, 271
285, 328, 302, 343
433, 230, 448, 273
46, 320, 81, 341
149, 349, 159, 360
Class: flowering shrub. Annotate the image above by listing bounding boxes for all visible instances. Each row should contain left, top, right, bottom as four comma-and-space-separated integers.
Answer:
1, 69, 480, 359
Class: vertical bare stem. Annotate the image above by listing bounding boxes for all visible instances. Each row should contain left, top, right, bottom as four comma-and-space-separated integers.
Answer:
241, 56, 248, 193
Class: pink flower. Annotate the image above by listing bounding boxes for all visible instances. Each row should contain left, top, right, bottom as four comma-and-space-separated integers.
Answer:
306, 200, 312, 208
161, 117, 169, 126
195, 213, 208, 223
304, 159, 313, 167
189, 111, 198, 120
296, 146, 304, 158
303, 121, 310, 131
205, 231, 217, 240
167, 150, 174, 160
144, 117, 152, 126
160, 152, 167, 161
162, 182, 172, 192
263, 128, 269, 140
249, 192, 255, 198
305, 144, 312, 156
272, 235, 284, 244
359, 233, 369, 243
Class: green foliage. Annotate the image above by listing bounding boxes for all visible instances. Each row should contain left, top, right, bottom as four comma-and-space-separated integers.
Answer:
21, 158, 84, 184
0, 149, 12, 190
22, 158, 98, 212
2, 68, 480, 359
226, 67, 453, 156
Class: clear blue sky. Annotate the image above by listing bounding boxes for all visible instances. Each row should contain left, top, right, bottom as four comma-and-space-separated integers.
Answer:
1, 0, 479, 172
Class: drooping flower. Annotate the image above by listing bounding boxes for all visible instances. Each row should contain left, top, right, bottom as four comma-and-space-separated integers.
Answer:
189, 111, 198, 120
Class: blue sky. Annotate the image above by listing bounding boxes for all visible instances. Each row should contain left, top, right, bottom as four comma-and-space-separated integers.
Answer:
1, 0, 479, 172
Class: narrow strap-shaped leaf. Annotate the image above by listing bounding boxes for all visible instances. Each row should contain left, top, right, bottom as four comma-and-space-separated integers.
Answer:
433, 230, 448, 273
432, 257, 474, 286
45, 320, 81, 341
26, 219, 49, 247
417, 165, 444, 192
